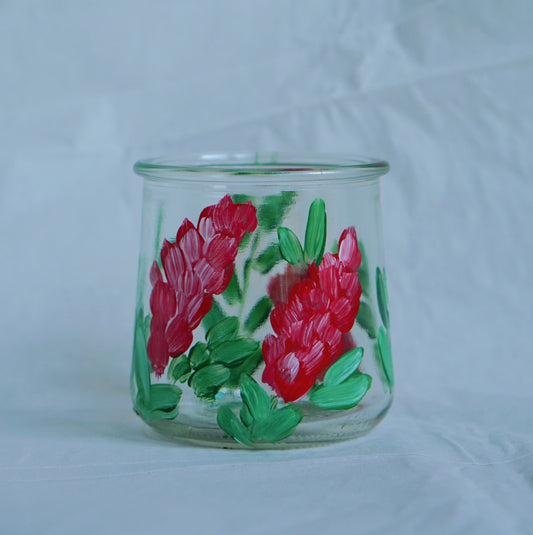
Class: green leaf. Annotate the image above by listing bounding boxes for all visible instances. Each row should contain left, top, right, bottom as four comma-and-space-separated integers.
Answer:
223, 271, 242, 306
258, 191, 297, 231
154, 201, 164, 262
149, 384, 182, 411
378, 326, 394, 387
310, 373, 371, 410
133, 309, 151, 403
240, 403, 253, 427
217, 406, 252, 446
206, 316, 239, 349
330, 239, 339, 255
244, 296, 273, 334
358, 241, 371, 297
282, 190, 297, 205
142, 314, 151, 342
202, 299, 226, 332
253, 243, 282, 274
238, 231, 252, 251
167, 354, 190, 383
135, 383, 182, 421
323, 347, 364, 386
232, 194, 253, 204
178, 372, 192, 384
226, 347, 263, 387
210, 338, 260, 367
374, 341, 383, 384
359, 240, 369, 269
240, 376, 272, 421
304, 198, 327, 265
190, 364, 231, 400
376, 267, 390, 329
356, 301, 377, 339
189, 342, 209, 368
277, 227, 305, 265
250, 405, 303, 443
359, 269, 371, 298
258, 196, 285, 231
243, 256, 253, 283
217, 377, 303, 445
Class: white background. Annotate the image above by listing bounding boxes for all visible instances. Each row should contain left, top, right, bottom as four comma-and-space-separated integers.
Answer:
1, 1, 532, 533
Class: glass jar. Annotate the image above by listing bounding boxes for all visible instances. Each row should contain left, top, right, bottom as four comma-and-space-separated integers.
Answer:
131, 153, 393, 449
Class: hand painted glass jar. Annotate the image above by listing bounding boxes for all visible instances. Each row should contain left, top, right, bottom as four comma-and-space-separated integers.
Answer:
132, 154, 393, 448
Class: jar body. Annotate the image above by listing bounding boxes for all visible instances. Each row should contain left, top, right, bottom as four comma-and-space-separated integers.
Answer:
131, 156, 393, 448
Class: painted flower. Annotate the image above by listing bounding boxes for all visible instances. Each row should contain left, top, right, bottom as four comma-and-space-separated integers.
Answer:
147, 195, 257, 376
267, 264, 308, 306
262, 227, 362, 401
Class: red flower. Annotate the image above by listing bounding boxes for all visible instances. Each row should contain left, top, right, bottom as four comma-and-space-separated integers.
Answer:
262, 227, 362, 402
267, 264, 308, 306
147, 195, 257, 376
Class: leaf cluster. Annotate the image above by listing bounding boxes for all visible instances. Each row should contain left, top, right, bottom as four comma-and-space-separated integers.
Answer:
168, 316, 263, 400
310, 348, 371, 410
217, 376, 303, 445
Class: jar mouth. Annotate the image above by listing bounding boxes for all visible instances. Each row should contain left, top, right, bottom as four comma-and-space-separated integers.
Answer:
134, 153, 389, 184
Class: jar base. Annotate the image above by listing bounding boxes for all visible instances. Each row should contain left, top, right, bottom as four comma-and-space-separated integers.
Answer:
139, 397, 393, 450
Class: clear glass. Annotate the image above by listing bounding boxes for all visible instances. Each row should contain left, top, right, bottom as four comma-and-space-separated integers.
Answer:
132, 153, 393, 449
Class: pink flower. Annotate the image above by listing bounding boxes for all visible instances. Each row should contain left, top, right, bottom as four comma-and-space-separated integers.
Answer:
147, 195, 257, 376
262, 227, 362, 402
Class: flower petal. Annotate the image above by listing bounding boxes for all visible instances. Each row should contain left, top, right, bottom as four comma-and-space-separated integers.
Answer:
262, 334, 286, 365
339, 271, 360, 299
324, 325, 343, 356
175, 269, 202, 297
194, 258, 225, 294
176, 218, 195, 242
160, 239, 186, 289
317, 265, 341, 299
234, 201, 258, 235
149, 280, 177, 323
277, 353, 300, 383
218, 265, 235, 294
291, 317, 317, 348
274, 366, 315, 402
147, 318, 170, 377
319, 253, 337, 268
174, 291, 188, 317
330, 296, 355, 331
198, 210, 216, 239
178, 223, 205, 266
339, 226, 361, 271
204, 234, 238, 270
299, 341, 328, 376
186, 293, 213, 329
149, 261, 162, 286
165, 314, 193, 355
270, 303, 289, 335
211, 195, 236, 235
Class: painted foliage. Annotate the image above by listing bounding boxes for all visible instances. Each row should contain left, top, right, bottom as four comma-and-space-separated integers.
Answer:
133, 194, 391, 446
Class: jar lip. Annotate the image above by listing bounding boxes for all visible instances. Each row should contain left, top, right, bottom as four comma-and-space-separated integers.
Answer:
133, 153, 390, 184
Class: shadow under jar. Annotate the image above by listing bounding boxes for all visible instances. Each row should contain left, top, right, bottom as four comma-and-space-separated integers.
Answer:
131, 153, 393, 449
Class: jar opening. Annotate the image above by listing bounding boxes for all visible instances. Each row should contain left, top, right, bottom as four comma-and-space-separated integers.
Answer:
134, 153, 389, 184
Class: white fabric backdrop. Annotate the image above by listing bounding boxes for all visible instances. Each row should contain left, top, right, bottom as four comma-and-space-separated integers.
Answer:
1, 1, 532, 533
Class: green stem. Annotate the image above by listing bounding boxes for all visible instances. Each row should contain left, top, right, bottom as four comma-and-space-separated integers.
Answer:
154, 201, 164, 268
239, 231, 261, 322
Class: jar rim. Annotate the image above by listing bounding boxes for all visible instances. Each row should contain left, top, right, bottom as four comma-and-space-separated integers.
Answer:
133, 153, 389, 184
